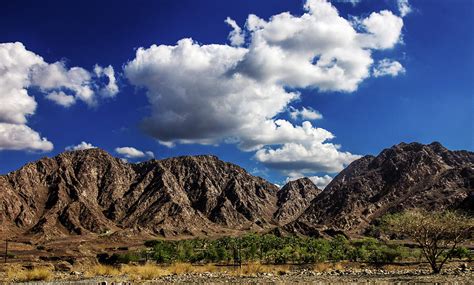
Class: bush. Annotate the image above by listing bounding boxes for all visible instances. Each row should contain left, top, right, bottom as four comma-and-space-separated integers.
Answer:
329, 235, 353, 261
368, 246, 402, 264
449, 247, 472, 260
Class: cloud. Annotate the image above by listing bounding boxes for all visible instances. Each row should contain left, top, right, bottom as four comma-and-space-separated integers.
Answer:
255, 141, 361, 173
46, 91, 76, 107
65, 141, 96, 151
145, 151, 155, 158
289, 107, 322, 121
286, 173, 333, 189
0, 42, 118, 152
94, 64, 119, 98
0, 42, 52, 151
309, 175, 333, 189
397, 0, 412, 17
124, 0, 405, 176
30, 61, 119, 106
115, 146, 154, 159
373, 58, 406, 77
0, 42, 42, 125
225, 17, 245, 46
357, 10, 404, 50
0, 123, 53, 151
332, 0, 361, 6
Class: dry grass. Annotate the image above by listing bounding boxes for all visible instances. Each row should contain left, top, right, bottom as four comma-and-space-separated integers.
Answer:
6, 267, 53, 282
313, 262, 345, 273
230, 262, 290, 276
122, 264, 169, 280
84, 264, 121, 277
166, 262, 194, 274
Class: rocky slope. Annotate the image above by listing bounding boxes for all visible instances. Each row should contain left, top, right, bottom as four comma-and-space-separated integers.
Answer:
0, 149, 316, 240
273, 178, 321, 225
289, 142, 474, 235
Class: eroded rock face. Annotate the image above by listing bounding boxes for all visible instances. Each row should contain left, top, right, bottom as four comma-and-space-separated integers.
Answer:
0, 149, 317, 239
290, 142, 474, 235
274, 178, 321, 225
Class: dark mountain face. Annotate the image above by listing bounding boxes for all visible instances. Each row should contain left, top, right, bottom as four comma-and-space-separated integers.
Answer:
290, 142, 474, 235
1, 149, 315, 240
274, 178, 321, 225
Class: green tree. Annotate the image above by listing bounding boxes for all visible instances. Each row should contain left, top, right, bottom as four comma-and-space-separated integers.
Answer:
329, 235, 352, 261
383, 210, 474, 273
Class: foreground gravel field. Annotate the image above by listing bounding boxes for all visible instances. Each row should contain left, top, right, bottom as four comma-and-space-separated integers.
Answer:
145, 270, 474, 284
5, 267, 472, 285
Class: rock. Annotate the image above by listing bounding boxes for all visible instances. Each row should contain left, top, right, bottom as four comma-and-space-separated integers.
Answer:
0, 142, 472, 239
287, 142, 474, 234
54, 261, 73, 272
0, 149, 314, 238
274, 178, 321, 224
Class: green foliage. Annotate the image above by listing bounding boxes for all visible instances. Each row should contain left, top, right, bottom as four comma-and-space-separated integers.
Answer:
383, 209, 474, 273
348, 237, 405, 264
139, 234, 412, 265
329, 235, 352, 261
449, 246, 472, 260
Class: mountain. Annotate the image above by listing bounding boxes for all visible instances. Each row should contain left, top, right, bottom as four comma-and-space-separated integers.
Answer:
1, 142, 472, 241
289, 142, 474, 235
0, 149, 321, 240
273, 178, 321, 225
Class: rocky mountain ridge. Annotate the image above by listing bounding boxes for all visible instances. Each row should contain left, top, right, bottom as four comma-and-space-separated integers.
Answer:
1, 141, 472, 241
288, 142, 474, 236
0, 149, 319, 240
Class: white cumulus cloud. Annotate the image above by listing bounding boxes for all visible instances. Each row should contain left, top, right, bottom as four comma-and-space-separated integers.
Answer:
65, 141, 96, 151
124, 0, 405, 176
373, 58, 406, 77
94, 64, 119, 98
397, 0, 412, 17
0, 42, 119, 152
289, 107, 322, 121
286, 174, 333, 189
115, 147, 154, 159
256, 141, 361, 173
0, 123, 53, 151
225, 17, 245, 46
46, 91, 76, 107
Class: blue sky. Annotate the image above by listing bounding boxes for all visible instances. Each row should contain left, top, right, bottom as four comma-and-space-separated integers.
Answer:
0, 0, 472, 187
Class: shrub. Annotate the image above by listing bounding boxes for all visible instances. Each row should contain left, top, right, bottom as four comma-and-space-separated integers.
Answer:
367, 245, 402, 264
329, 235, 353, 261
449, 246, 472, 260
7, 267, 53, 282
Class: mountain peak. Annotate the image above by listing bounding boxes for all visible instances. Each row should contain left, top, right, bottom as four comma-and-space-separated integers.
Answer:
274, 177, 322, 225
290, 141, 473, 235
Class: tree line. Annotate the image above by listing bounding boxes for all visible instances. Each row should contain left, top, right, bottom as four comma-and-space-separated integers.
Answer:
98, 210, 473, 274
